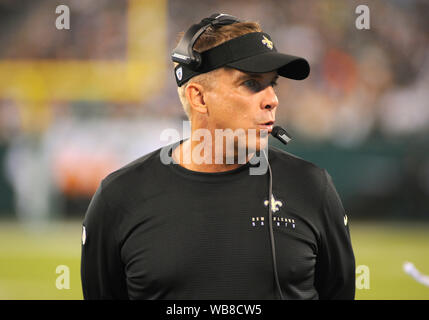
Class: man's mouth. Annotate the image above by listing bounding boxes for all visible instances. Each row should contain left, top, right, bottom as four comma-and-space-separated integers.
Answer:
258, 121, 275, 132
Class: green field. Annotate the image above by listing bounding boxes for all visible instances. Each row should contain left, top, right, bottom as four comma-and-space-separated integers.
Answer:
0, 220, 428, 300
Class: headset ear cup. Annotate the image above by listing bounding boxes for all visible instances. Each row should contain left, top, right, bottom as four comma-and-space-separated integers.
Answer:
193, 52, 202, 70
171, 13, 240, 75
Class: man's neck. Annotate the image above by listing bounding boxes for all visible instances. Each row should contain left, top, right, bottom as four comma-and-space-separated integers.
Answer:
172, 138, 254, 173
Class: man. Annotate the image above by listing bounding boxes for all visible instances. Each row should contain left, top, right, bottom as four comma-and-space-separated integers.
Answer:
81, 13, 355, 300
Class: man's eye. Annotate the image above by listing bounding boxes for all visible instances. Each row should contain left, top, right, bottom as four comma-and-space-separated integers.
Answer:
243, 79, 260, 90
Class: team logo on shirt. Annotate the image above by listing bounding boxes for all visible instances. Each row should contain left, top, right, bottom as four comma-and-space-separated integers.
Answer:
252, 194, 296, 229
264, 194, 283, 213
251, 216, 296, 229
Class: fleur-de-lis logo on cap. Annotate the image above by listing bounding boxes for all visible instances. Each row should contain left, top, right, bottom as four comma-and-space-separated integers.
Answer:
262, 35, 273, 50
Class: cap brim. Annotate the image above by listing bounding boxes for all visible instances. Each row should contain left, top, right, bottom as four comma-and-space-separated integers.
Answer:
226, 52, 310, 80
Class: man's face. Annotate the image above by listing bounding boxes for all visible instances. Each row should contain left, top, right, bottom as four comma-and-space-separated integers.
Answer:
203, 68, 279, 154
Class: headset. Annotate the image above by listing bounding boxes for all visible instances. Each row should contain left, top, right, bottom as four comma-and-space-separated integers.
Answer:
172, 13, 241, 71
171, 14, 293, 300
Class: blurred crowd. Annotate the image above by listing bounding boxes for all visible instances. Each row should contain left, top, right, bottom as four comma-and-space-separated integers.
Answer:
0, 0, 428, 220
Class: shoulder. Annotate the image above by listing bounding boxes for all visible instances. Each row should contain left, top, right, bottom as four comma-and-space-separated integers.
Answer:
268, 145, 326, 178
268, 144, 329, 199
105, 148, 160, 184
98, 145, 167, 200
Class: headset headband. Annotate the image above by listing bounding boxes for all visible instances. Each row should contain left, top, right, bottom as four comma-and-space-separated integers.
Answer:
171, 13, 241, 70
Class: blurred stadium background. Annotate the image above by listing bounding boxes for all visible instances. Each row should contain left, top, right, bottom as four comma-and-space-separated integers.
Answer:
0, 0, 428, 299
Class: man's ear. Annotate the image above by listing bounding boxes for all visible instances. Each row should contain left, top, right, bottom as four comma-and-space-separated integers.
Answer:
185, 82, 208, 114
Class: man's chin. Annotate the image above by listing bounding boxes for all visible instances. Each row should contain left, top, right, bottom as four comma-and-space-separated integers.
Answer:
245, 136, 269, 154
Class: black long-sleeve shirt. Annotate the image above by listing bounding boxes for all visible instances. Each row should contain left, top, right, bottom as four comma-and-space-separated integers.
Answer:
81, 140, 355, 299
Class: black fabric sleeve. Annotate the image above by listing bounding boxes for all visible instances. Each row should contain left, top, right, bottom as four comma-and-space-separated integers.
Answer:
314, 170, 356, 300
80, 182, 129, 299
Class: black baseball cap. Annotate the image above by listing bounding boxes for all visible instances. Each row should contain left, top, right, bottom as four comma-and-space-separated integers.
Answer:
174, 32, 310, 86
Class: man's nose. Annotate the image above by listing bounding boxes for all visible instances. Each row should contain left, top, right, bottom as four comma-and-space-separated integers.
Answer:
261, 86, 279, 110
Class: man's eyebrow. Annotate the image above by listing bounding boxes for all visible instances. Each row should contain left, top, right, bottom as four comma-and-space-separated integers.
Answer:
235, 73, 262, 82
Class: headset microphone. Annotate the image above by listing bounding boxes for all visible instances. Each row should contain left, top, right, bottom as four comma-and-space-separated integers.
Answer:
271, 126, 292, 145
